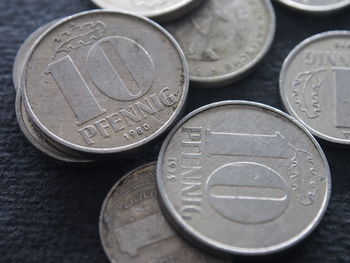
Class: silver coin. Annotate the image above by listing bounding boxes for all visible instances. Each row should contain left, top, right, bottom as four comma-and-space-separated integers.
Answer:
91, 0, 203, 22
22, 10, 189, 155
15, 91, 94, 163
275, 0, 350, 13
280, 31, 350, 145
13, 19, 61, 92
157, 101, 331, 256
99, 162, 228, 263
165, 0, 276, 87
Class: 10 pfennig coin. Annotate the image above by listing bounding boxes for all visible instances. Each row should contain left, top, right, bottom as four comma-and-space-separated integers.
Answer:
165, 0, 276, 87
22, 10, 189, 155
275, 0, 350, 13
99, 162, 228, 263
91, 0, 203, 22
280, 31, 350, 145
157, 101, 331, 255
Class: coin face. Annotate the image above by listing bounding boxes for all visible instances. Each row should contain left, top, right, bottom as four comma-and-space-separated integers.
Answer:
15, 92, 93, 163
276, 0, 350, 13
99, 162, 227, 263
22, 10, 189, 155
13, 20, 59, 92
157, 101, 331, 255
280, 31, 350, 145
91, 0, 203, 22
165, 0, 276, 87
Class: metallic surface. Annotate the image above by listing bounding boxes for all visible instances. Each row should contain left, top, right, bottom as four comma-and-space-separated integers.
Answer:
280, 31, 350, 145
22, 10, 189, 155
15, 92, 93, 163
99, 162, 227, 263
12, 20, 59, 92
91, 0, 204, 22
275, 0, 350, 13
165, 0, 276, 87
157, 101, 331, 255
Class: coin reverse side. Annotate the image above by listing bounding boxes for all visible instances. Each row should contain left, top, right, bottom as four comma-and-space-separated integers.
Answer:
13, 19, 60, 92
15, 92, 93, 163
91, 0, 203, 22
22, 10, 189, 155
99, 162, 228, 263
280, 31, 350, 145
157, 101, 331, 255
165, 0, 276, 87
275, 0, 350, 13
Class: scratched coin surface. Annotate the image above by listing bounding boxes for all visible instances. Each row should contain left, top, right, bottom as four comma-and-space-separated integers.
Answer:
157, 101, 331, 255
22, 10, 189, 155
276, 0, 350, 13
15, 92, 93, 163
280, 31, 350, 145
165, 0, 276, 87
91, 0, 203, 22
13, 19, 60, 92
99, 162, 228, 263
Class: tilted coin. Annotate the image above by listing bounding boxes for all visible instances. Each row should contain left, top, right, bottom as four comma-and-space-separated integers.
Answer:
12, 19, 61, 92
280, 31, 350, 145
15, 91, 94, 163
157, 101, 331, 255
22, 10, 189, 155
165, 0, 276, 87
275, 0, 350, 13
91, 0, 203, 22
99, 162, 228, 263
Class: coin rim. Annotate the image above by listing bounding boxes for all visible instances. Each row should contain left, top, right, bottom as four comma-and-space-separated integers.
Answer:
15, 90, 94, 163
98, 161, 157, 262
91, 0, 202, 22
157, 100, 331, 256
279, 30, 350, 145
275, 0, 350, 12
22, 9, 189, 155
188, 0, 276, 87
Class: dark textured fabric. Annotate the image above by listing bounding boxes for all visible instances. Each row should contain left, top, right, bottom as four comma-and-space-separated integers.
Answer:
0, 1, 349, 262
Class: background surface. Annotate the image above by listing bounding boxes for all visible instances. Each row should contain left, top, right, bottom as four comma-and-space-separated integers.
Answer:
0, 0, 349, 262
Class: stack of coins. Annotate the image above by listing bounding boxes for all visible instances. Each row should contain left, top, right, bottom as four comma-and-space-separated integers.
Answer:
14, 0, 350, 261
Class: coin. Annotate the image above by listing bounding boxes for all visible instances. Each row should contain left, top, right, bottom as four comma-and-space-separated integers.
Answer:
22, 10, 189, 155
13, 19, 60, 92
164, 0, 276, 87
99, 162, 228, 263
91, 0, 203, 22
15, 91, 94, 163
280, 31, 350, 145
157, 101, 331, 256
275, 0, 350, 13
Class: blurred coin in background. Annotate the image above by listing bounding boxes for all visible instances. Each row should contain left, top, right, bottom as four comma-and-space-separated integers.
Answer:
165, 0, 276, 87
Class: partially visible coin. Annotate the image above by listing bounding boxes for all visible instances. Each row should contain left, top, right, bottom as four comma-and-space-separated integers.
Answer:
22, 10, 189, 156
275, 0, 350, 13
13, 19, 60, 92
165, 0, 276, 87
15, 92, 94, 163
91, 0, 203, 22
99, 162, 228, 263
157, 101, 331, 256
280, 31, 350, 145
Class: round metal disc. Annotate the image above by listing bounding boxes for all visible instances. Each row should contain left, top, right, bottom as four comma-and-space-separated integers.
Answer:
22, 10, 189, 155
15, 91, 94, 163
157, 101, 331, 256
13, 19, 60, 92
99, 162, 228, 263
91, 0, 204, 22
275, 0, 350, 13
164, 0, 276, 87
280, 31, 350, 145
